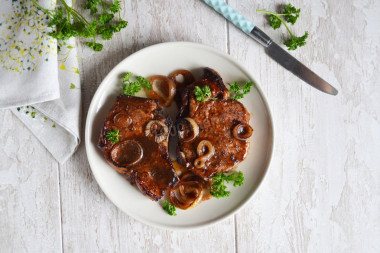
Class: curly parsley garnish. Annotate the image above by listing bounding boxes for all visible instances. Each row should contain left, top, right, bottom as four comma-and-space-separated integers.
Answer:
194, 85, 214, 102
105, 129, 119, 144
257, 4, 308, 50
228, 82, 253, 100
210, 171, 245, 198
31, 0, 128, 51
122, 72, 152, 96
163, 200, 177, 216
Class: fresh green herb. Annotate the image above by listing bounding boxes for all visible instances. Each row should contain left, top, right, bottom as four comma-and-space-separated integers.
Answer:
105, 129, 119, 144
31, 0, 128, 51
109, 0, 121, 13
99, 13, 114, 24
136, 76, 152, 90
257, 4, 307, 50
122, 73, 152, 96
85, 0, 99, 14
123, 72, 132, 82
284, 32, 308, 50
86, 42, 103, 51
228, 82, 253, 100
210, 171, 245, 198
283, 4, 301, 25
163, 200, 177, 216
123, 82, 141, 96
194, 85, 214, 102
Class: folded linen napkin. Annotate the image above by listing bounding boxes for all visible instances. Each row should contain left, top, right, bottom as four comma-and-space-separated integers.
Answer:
0, 0, 81, 163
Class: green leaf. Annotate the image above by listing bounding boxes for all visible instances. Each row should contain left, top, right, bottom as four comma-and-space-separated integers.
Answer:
257, 4, 306, 51
136, 76, 152, 90
123, 72, 132, 83
123, 82, 141, 96
85, 0, 100, 14
210, 171, 245, 198
121, 73, 151, 96
284, 31, 308, 50
101, 29, 114, 40
111, 20, 128, 32
283, 4, 300, 25
31, 0, 127, 52
163, 200, 177, 216
194, 85, 212, 102
109, 0, 121, 13
86, 42, 103, 51
105, 129, 119, 144
99, 13, 114, 24
229, 81, 253, 100
70, 83, 76, 89
269, 14, 282, 29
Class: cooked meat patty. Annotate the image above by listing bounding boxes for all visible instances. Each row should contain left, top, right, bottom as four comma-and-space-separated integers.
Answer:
98, 95, 178, 201
176, 68, 252, 178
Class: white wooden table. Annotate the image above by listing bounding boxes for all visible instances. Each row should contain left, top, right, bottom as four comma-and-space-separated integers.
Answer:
1, 0, 380, 252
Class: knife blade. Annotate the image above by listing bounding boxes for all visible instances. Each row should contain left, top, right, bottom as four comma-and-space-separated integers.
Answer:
203, 0, 338, 95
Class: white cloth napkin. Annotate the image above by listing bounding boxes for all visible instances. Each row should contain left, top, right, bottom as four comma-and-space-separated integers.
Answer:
0, 0, 81, 163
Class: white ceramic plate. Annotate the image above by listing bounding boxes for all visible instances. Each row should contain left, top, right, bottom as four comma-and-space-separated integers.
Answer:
85, 42, 273, 230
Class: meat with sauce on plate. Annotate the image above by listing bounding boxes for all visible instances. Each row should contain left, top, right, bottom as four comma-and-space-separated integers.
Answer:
98, 95, 178, 201
176, 68, 253, 179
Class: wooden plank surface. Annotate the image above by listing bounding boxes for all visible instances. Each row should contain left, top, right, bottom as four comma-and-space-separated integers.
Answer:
59, 1, 235, 252
1, 0, 380, 252
0, 110, 62, 253
229, 0, 380, 252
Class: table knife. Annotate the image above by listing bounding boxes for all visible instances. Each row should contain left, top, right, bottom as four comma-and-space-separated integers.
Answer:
203, 0, 338, 95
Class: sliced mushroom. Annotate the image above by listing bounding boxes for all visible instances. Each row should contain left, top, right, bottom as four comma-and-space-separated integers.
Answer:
110, 140, 143, 172
177, 118, 199, 142
232, 123, 253, 140
146, 75, 176, 107
194, 140, 215, 169
168, 172, 209, 209
113, 113, 132, 128
145, 120, 169, 143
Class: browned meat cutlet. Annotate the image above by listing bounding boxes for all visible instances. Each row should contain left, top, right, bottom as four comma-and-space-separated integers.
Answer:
98, 95, 178, 201
176, 68, 252, 178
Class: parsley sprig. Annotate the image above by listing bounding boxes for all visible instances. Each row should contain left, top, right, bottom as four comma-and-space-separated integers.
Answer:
194, 85, 214, 102
210, 171, 245, 198
31, 0, 128, 51
105, 129, 119, 144
229, 82, 253, 100
122, 72, 152, 96
163, 200, 177, 216
257, 4, 308, 50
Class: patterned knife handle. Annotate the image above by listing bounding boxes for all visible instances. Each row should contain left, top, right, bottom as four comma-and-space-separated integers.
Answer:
203, 0, 255, 34
204, 0, 272, 47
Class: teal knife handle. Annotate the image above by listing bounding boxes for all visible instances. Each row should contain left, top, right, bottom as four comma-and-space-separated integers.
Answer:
204, 0, 255, 34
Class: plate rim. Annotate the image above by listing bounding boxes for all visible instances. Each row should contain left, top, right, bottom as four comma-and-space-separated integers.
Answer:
85, 41, 274, 230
